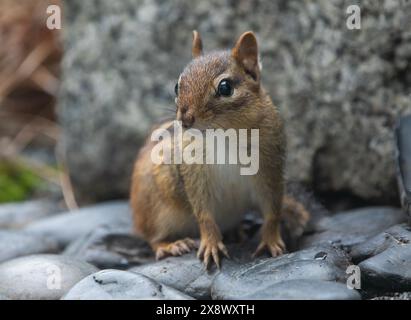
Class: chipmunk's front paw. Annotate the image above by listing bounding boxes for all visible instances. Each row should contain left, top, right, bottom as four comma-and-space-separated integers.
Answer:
155, 238, 198, 260
253, 237, 285, 258
197, 239, 230, 269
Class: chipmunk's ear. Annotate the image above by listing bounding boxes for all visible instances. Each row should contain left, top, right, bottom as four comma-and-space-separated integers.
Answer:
192, 30, 203, 58
232, 31, 260, 81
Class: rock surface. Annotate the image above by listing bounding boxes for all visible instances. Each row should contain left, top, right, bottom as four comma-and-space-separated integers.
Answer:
59, 0, 411, 203
350, 224, 410, 262
63, 269, 193, 300
130, 253, 214, 299
0, 293, 9, 300
24, 201, 132, 246
64, 226, 154, 269
0, 199, 63, 229
356, 224, 411, 292
0, 200, 407, 299
128, 241, 271, 299
300, 207, 406, 250
0, 254, 98, 300
0, 231, 59, 263
373, 292, 411, 300
211, 244, 352, 300
239, 279, 361, 300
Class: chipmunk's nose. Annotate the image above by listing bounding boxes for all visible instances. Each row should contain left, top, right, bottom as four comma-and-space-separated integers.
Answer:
177, 105, 195, 128
182, 114, 195, 128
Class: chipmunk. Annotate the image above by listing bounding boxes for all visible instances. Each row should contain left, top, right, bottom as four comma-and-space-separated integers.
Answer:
130, 31, 309, 268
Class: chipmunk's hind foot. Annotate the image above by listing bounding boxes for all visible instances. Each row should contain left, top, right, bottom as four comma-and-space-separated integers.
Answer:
153, 238, 198, 260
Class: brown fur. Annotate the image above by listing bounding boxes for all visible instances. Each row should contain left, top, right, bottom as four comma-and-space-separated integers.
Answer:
130, 31, 309, 268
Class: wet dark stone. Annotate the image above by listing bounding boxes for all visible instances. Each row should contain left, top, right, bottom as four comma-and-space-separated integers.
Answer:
356, 224, 411, 292
350, 224, 411, 263
238, 279, 361, 300
372, 292, 411, 300
300, 207, 406, 250
211, 244, 351, 300
64, 226, 154, 269
396, 114, 411, 219
314, 251, 328, 260
127, 240, 263, 299
129, 253, 214, 299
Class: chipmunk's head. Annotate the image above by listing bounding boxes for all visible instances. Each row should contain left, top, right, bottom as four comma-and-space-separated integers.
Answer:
174, 31, 263, 129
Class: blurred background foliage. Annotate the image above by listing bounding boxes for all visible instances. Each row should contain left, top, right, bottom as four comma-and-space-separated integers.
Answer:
0, 0, 72, 205
0, 161, 43, 203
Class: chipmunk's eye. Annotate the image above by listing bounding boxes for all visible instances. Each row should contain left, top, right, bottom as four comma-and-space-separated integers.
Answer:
174, 83, 178, 96
217, 79, 233, 97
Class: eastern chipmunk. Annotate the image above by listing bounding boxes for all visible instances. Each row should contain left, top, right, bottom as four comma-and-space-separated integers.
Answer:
130, 31, 309, 268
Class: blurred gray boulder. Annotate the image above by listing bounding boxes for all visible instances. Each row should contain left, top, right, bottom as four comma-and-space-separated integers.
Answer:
0, 254, 98, 300
59, 0, 411, 203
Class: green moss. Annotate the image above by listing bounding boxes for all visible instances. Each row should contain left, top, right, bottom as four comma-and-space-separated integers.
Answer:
0, 161, 43, 203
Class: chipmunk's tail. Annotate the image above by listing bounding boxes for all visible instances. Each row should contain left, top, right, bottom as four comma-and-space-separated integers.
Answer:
282, 194, 311, 238
281, 181, 329, 251
282, 181, 329, 241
